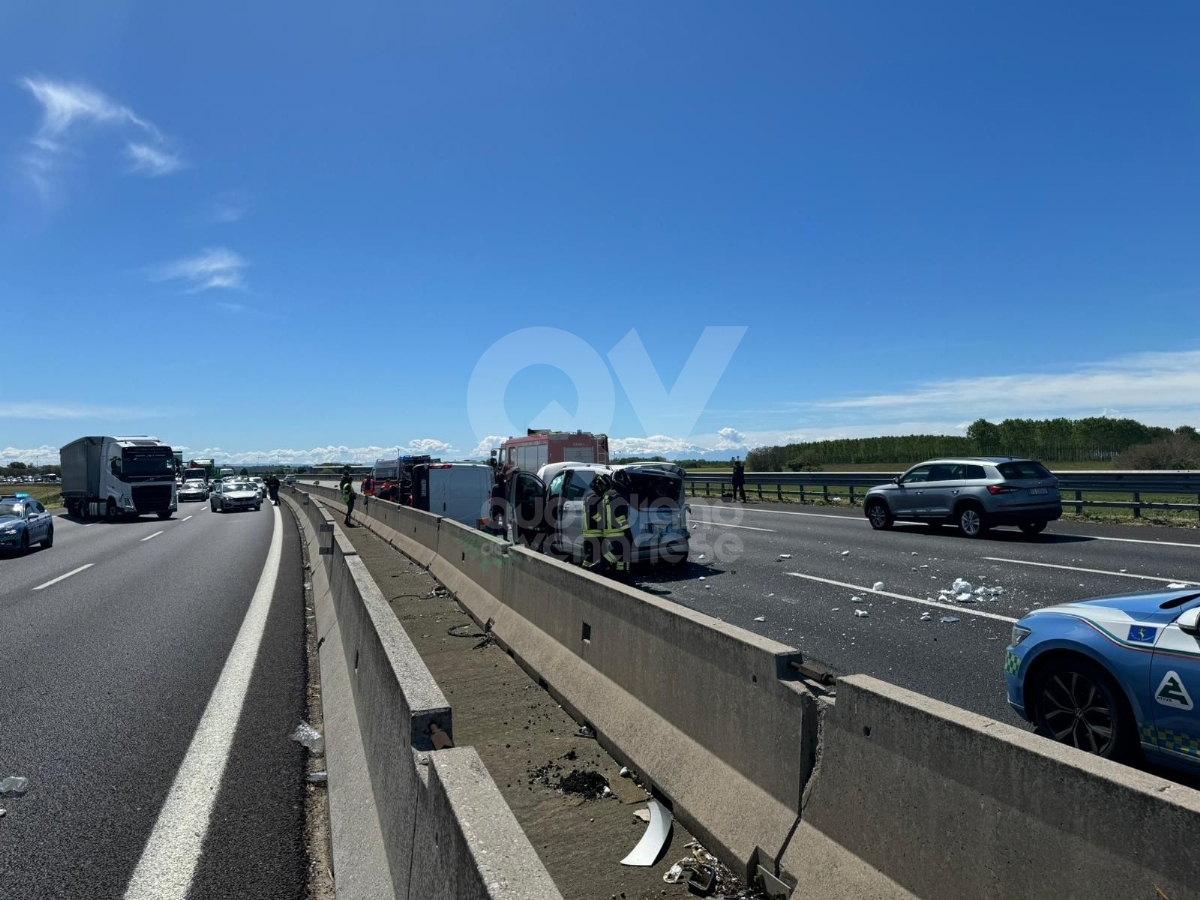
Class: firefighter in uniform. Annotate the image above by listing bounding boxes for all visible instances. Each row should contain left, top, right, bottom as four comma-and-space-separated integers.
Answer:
582, 474, 632, 576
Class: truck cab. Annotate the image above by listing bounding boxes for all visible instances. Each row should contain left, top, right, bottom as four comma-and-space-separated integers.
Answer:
61, 436, 179, 520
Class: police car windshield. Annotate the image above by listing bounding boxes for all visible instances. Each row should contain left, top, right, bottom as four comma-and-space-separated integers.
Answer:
0, 501, 24, 517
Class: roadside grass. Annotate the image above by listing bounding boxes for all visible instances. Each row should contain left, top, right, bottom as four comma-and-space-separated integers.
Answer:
3, 484, 64, 508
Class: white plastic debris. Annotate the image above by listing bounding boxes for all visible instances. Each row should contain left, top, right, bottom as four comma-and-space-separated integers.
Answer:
601, 786, 612, 798
778, 553, 792, 560
854, 609, 869, 618
664, 863, 686, 884
831, 607, 840, 612
920, 612, 932, 622
753, 616, 766, 622
952, 579, 972, 595
919, 564, 929, 569
698, 576, 706, 581
1120, 568, 1127, 573
911, 552, 918, 556
0, 776, 29, 797
841, 550, 850, 556
767, 593, 774, 597
633, 807, 651, 823
620, 767, 632, 778
290, 722, 325, 755
306, 771, 328, 785
851, 596, 863, 603
872, 582, 885, 592
1168, 582, 1190, 589
698, 554, 705, 560
939, 616, 960, 624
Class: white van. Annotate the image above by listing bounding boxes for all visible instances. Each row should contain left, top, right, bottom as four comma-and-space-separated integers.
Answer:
410, 463, 496, 528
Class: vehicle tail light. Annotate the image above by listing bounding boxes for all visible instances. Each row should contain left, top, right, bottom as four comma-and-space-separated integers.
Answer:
987, 484, 1019, 495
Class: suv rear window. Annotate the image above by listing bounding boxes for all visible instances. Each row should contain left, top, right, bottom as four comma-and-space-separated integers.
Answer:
965, 465, 986, 479
997, 461, 1052, 480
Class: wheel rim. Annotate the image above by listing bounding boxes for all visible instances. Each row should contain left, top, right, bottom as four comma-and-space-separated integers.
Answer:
960, 509, 981, 535
869, 504, 887, 527
1040, 671, 1115, 755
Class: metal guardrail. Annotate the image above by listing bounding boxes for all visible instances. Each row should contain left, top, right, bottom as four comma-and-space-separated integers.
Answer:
685, 470, 1200, 518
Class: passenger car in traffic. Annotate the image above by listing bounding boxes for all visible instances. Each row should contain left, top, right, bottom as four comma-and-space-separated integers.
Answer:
210, 480, 261, 513
1004, 586, 1200, 773
862, 457, 1061, 537
0, 494, 54, 553
178, 479, 209, 502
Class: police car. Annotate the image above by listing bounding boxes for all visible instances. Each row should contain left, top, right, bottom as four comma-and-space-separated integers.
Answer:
1005, 586, 1200, 773
0, 493, 54, 554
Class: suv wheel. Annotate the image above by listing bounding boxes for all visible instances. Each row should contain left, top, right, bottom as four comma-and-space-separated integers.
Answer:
956, 504, 987, 538
866, 500, 893, 530
1029, 656, 1135, 762
1019, 521, 1046, 536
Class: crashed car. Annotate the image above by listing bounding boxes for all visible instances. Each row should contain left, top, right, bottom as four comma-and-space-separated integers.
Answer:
1005, 586, 1200, 773
500, 462, 690, 567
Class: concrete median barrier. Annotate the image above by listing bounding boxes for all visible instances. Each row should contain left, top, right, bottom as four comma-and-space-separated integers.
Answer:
489, 545, 814, 881
781, 675, 1200, 900
430, 518, 510, 626
281, 488, 560, 899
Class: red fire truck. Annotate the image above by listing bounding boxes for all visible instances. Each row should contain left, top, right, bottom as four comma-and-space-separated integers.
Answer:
496, 430, 609, 473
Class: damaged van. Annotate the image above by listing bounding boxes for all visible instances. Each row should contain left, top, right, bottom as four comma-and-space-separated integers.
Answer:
502, 461, 690, 567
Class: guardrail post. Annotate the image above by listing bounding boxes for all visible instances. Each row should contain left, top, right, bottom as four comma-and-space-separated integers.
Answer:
1075, 490, 1083, 515
1133, 492, 1141, 519
848, 485, 855, 505
757, 482, 763, 501
822, 484, 829, 504
776, 483, 782, 502
800, 484, 805, 503
705, 481, 711, 497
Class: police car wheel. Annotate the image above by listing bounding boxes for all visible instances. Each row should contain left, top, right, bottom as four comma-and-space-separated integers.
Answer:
19, 531, 30, 555
1030, 656, 1135, 762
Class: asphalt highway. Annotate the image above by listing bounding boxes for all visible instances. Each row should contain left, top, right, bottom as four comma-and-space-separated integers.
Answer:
647, 501, 1200, 726
0, 498, 308, 899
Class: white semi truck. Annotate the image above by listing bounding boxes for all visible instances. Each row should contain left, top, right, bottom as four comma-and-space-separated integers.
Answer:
60, 436, 179, 520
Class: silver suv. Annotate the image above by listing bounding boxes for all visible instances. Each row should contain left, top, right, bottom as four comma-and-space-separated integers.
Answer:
862, 457, 1061, 538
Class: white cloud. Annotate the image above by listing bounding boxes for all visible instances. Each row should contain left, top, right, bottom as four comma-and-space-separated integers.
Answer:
207, 192, 247, 224
17, 76, 182, 199
126, 142, 184, 176
471, 435, 509, 458
171, 441, 461, 466
0, 402, 165, 420
154, 248, 247, 292
820, 349, 1200, 423
2, 445, 62, 464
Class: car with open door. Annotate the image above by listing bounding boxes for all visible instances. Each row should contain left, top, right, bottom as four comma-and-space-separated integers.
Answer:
501, 462, 690, 567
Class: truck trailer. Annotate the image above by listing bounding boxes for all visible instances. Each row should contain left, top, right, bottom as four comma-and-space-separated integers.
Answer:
60, 436, 179, 520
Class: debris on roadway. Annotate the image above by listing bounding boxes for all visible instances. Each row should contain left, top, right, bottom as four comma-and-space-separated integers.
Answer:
920, 612, 932, 622
939, 616, 960, 624
872, 582, 885, 591
290, 722, 324, 755
662, 839, 765, 897
854, 609, 869, 618
778, 553, 792, 560
0, 776, 27, 798
753, 615, 766, 622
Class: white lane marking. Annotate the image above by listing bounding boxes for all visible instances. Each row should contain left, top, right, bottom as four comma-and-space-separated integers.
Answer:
182, 515, 193, 522
1078, 534, 1200, 549
784, 572, 1019, 624
691, 521, 776, 532
32, 563, 94, 591
982, 557, 1198, 585
124, 506, 282, 900
140, 531, 165, 542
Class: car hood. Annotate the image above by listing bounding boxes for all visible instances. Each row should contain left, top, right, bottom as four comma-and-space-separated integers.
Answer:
223, 490, 257, 498
0, 515, 23, 528
1025, 588, 1200, 627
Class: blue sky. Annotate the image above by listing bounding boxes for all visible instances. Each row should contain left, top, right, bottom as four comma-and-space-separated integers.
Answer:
3, 2, 1199, 464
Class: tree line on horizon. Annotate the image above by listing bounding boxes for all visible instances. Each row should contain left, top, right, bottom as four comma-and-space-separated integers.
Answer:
745, 417, 1200, 471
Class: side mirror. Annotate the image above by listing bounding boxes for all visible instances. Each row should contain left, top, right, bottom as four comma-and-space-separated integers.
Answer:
1177, 606, 1200, 636
891, 477, 901, 485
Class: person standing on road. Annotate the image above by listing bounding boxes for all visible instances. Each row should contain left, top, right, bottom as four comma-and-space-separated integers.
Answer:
732, 459, 747, 503
267, 473, 281, 506
341, 477, 356, 526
